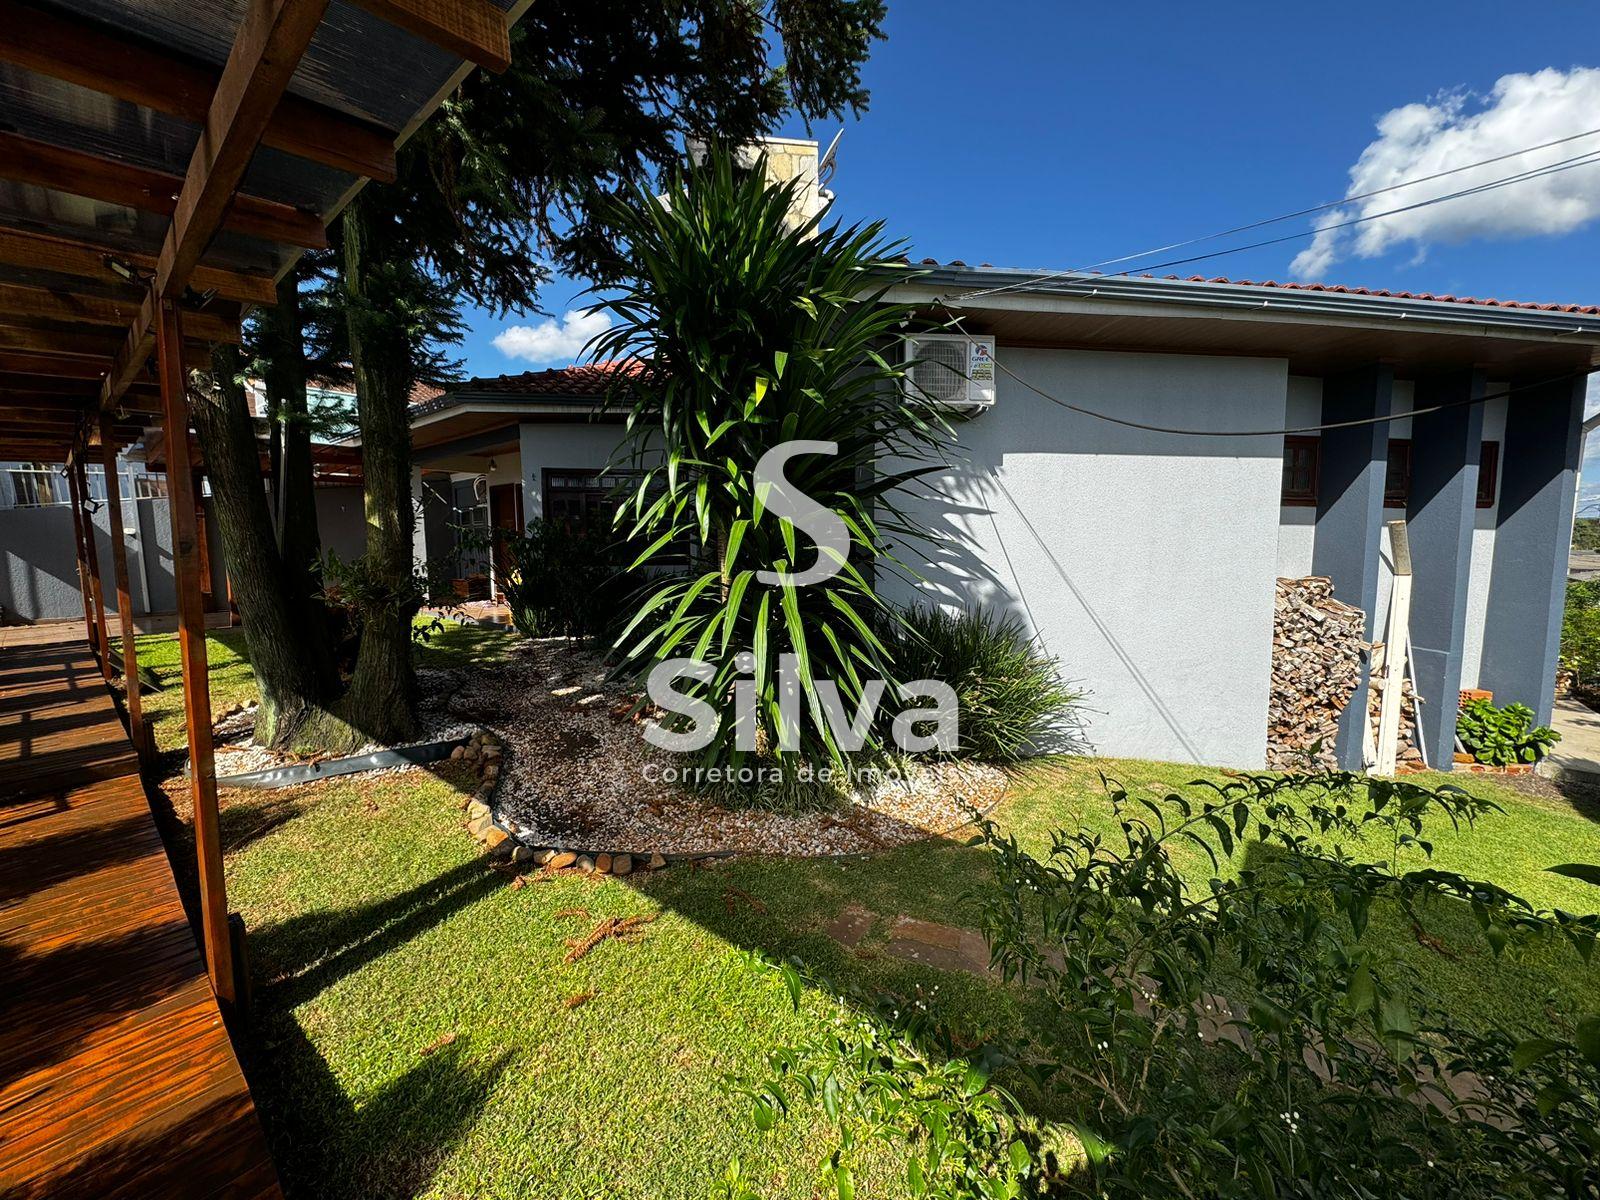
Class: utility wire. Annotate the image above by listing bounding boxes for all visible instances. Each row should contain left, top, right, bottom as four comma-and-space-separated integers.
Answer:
928, 298, 1599, 439
956, 128, 1600, 301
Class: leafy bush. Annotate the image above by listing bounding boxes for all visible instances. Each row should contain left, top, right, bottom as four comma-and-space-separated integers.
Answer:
733, 770, 1600, 1198
1562, 579, 1600, 688
1456, 698, 1560, 766
499, 514, 629, 640
878, 606, 1081, 762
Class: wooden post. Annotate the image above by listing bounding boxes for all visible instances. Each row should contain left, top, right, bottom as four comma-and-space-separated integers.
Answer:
1374, 520, 1414, 777
100, 415, 147, 758
156, 297, 235, 1007
64, 452, 97, 654
73, 448, 114, 683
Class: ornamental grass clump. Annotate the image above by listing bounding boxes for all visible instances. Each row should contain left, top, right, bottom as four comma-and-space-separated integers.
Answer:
878, 606, 1080, 762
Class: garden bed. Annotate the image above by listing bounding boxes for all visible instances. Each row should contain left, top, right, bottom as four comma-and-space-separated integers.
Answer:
446, 637, 1007, 856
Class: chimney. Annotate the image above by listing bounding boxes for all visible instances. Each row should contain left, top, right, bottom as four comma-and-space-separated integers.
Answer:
686, 135, 830, 230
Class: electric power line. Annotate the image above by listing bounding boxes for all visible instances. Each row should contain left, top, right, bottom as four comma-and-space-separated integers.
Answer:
955, 128, 1600, 301
929, 298, 1599, 439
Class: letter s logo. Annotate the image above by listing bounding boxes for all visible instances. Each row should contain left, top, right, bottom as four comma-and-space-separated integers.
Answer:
753, 440, 850, 587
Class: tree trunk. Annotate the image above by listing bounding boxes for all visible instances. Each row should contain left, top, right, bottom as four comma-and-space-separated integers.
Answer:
259, 271, 335, 688
192, 345, 334, 746
335, 195, 419, 745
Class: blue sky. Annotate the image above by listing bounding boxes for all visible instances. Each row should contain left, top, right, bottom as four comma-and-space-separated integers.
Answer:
456, 0, 1600, 488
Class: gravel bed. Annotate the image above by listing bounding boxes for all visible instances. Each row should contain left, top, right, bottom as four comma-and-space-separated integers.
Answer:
453, 638, 1007, 856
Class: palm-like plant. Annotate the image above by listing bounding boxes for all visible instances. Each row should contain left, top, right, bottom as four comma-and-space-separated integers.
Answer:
589, 149, 952, 785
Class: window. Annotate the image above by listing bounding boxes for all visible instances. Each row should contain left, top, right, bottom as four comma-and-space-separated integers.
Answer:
133, 473, 169, 500
1384, 440, 1412, 508
1282, 437, 1320, 505
1281, 436, 1319, 505
1477, 441, 1499, 509
1385, 439, 1499, 510
543, 469, 630, 523
6, 464, 61, 508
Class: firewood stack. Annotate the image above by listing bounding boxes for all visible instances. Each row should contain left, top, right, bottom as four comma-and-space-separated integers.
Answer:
1267, 577, 1367, 770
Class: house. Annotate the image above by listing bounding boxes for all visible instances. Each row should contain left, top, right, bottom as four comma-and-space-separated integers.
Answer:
411, 269, 1600, 773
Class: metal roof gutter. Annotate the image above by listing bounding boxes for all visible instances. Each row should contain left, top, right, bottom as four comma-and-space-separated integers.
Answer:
886, 265, 1600, 342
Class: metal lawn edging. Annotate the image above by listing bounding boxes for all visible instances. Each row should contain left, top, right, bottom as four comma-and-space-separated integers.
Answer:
214, 736, 465, 790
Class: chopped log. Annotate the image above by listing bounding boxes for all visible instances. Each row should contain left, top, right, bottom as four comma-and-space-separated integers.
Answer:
1266, 577, 1367, 770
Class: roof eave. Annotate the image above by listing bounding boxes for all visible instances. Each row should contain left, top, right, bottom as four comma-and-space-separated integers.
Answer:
889, 266, 1600, 343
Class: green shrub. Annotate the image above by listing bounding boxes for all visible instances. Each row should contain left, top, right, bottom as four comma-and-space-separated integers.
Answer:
735, 771, 1600, 1199
1456, 698, 1560, 766
878, 605, 1081, 762
500, 514, 629, 640
1562, 579, 1600, 688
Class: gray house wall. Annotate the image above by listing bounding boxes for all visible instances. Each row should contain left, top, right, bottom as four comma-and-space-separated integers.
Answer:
0, 496, 230, 624
881, 347, 1289, 768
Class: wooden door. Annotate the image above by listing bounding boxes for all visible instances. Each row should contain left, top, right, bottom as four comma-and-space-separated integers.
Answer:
489, 482, 524, 598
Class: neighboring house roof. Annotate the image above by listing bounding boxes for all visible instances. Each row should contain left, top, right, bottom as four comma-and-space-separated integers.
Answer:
412, 360, 641, 419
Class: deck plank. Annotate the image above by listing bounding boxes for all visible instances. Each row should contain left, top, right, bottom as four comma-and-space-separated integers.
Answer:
0, 637, 282, 1200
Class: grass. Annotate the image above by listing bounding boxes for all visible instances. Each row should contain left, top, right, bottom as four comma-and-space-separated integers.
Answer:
210, 750, 1600, 1200
118, 617, 516, 752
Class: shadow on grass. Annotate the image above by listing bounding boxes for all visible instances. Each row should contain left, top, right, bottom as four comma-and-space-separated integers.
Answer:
244, 1015, 512, 1200
249, 855, 506, 1010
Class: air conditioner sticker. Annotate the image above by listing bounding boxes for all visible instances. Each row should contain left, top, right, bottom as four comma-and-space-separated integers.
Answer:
968, 342, 994, 384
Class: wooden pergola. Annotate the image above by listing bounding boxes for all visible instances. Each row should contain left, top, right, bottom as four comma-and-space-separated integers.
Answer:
0, 0, 526, 1010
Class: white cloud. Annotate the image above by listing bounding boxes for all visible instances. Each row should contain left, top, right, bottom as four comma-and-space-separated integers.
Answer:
493, 308, 611, 364
1290, 67, 1600, 279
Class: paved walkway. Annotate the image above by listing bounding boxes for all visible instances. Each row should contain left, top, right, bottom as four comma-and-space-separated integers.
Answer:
0, 635, 282, 1199
1538, 697, 1600, 785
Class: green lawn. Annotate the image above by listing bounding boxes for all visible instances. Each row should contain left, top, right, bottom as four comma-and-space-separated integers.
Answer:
118, 618, 516, 752
216, 752, 1600, 1200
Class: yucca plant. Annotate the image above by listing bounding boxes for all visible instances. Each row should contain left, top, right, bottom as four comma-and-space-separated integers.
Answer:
589, 148, 953, 784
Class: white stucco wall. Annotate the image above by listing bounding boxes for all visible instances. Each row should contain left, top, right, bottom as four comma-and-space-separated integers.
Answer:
1276, 376, 1322, 578
884, 347, 1290, 768
518, 422, 629, 520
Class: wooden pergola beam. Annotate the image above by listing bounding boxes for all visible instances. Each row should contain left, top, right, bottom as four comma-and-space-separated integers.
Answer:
0, 0, 398, 183
154, 0, 335, 300
99, 411, 148, 758
0, 132, 329, 251
0, 227, 277, 307
155, 298, 235, 1007
70, 447, 114, 684
0, 282, 240, 344
349, 0, 511, 72
103, 0, 332, 414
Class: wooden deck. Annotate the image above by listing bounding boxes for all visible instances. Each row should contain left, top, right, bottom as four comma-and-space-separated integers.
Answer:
0, 629, 282, 1200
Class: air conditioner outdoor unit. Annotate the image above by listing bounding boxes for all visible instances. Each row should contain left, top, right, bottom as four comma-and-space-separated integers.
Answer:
902, 333, 996, 412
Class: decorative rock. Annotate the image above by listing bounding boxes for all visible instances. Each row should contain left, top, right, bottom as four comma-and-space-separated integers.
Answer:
467, 813, 495, 839
482, 826, 509, 851
483, 763, 500, 780
612, 854, 633, 876
450, 745, 465, 760
465, 799, 491, 822
548, 850, 578, 870
510, 844, 537, 864
595, 853, 613, 874
483, 745, 503, 759
647, 853, 667, 871
576, 855, 596, 874
463, 746, 480, 762
534, 848, 556, 865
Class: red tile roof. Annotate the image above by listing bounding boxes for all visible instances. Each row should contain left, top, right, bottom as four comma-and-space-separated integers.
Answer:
453, 359, 644, 397
913, 259, 1600, 316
